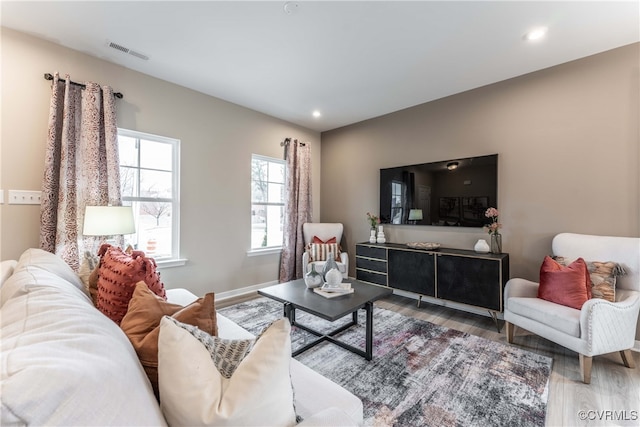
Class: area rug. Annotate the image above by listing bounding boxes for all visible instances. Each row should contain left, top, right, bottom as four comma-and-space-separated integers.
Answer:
218, 297, 552, 427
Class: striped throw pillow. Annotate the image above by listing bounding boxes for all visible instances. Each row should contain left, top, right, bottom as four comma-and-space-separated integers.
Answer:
308, 243, 341, 262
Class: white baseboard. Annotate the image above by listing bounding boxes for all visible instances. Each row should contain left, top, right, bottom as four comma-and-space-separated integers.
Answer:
633, 341, 640, 352
215, 280, 278, 302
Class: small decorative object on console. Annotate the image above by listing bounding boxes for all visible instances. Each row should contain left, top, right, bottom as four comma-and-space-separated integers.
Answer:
376, 225, 386, 244
474, 239, 490, 253
484, 207, 502, 254
367, 212, 380, 243
304, 268, 323, 288
406, 242, 441, 250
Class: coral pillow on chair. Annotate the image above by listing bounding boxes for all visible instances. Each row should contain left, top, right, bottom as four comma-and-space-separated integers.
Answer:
538, 256, 591, 310
312, 235, 337, 244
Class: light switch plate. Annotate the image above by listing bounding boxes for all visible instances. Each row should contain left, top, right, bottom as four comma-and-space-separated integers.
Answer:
9, 190, 42, 205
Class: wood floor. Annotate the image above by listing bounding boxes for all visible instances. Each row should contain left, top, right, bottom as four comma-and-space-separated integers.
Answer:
219, 292, 640, 427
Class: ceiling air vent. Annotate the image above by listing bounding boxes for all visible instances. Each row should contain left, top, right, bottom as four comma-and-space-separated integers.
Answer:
107, 40, 149, 61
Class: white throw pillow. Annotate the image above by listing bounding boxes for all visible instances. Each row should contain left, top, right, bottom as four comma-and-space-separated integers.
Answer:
158, 316, 296, 427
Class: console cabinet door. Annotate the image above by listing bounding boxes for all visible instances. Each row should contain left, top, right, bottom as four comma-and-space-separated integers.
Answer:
387, 250, 435, 296
436, 254, 502, 311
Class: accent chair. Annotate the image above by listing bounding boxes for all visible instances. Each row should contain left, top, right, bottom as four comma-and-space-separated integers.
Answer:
302, 223, 349, 279
504, 233, 640, 384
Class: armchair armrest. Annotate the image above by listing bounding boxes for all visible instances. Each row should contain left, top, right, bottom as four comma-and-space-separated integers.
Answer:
504, 278, 539, 310
340, 251, 348, 271
580, 292, 640, 355
302, 251, 310, 273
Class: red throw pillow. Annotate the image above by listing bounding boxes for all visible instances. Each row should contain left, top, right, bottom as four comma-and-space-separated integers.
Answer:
313, 235, 337, 244
96, 244, 167, 324
538, 256, 590, 310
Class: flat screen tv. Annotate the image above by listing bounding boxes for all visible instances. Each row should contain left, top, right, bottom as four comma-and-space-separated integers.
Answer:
379, 154, 498, 227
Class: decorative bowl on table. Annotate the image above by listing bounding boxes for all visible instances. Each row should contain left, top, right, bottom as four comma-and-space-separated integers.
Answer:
406, 242, 441, 250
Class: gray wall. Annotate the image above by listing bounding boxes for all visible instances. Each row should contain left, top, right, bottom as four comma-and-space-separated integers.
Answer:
321, 43, 639, 282
0, 28, 321, 296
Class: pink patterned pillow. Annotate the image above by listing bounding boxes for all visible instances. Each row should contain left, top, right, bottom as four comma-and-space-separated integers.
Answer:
96, 244, 166, 324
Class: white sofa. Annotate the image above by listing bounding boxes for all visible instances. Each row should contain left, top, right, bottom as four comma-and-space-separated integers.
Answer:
0, 248, 363, 426
504, 233, 640, 383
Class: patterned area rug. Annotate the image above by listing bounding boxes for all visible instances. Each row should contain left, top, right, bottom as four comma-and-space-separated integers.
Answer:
218, 297, 552, 427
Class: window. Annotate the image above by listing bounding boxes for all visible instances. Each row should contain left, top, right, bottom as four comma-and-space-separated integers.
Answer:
118, 128, 181, 263
390, 180, 405, 224
251, 155, 285, 250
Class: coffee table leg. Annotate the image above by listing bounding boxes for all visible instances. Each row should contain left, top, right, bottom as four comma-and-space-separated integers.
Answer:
284, 303, 296, 324
365, 302, 373, 360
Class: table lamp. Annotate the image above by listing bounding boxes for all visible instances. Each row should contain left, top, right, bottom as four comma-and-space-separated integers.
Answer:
83, 206, 136, 245
408, 209, 423, 224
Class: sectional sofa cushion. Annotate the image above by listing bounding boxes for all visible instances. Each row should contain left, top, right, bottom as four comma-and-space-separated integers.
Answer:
0, 249, 166, 426
96, 244, 166, 324
158, 317, 296, 427
120, 282, 217, 398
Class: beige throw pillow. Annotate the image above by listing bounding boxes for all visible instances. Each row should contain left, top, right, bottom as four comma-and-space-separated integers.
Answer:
158, 317, 296, 427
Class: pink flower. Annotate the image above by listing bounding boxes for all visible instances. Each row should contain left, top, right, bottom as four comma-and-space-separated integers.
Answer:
366, 212, 380, 229
483, 207, 502, 235
485, 207, 499, 219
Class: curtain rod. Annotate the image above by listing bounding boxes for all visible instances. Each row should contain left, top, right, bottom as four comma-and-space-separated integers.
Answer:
280, 138, 307, 146
44, 73, 124, 99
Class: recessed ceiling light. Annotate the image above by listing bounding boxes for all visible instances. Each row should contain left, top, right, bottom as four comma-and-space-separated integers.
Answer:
283, 2, 299, 15
524, 27, 548, 41
312, 110, 321, 118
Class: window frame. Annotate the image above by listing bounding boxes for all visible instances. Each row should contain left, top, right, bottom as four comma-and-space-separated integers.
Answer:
118, 128, 184, 266
249, 154, 286, 254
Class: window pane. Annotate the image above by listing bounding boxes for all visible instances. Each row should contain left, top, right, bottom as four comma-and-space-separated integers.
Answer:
119, 135, 138, 167
268, 161, 285, 184
120, 166, 138, 198
251, 177, 267, 203
124, 201, 173, 258
140, 170, 172, 198
140, 139, 173, 171
251, 204, 267, 248
267, 182, 284, 203
251, 159, 267, 185
265, 205, 284, 247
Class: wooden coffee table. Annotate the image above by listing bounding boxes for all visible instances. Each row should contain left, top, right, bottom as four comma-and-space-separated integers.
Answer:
258, 278, 392, 360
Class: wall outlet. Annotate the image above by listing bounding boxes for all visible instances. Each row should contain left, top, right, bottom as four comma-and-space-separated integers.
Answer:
8, 190, 42, 205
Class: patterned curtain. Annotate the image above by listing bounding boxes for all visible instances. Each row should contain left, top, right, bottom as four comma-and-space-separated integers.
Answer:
279, 140, 312, 282
40, 73, 121, 271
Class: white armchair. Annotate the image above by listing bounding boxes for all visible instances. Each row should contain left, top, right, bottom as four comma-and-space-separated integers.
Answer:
302, 223, 348, 279
504, 233, 640, 383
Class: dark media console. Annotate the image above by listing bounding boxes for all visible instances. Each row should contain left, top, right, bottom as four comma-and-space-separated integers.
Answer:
355, 242, 509, 330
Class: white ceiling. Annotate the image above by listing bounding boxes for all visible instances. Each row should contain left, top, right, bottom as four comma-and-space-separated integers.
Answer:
2, 1, 639, 132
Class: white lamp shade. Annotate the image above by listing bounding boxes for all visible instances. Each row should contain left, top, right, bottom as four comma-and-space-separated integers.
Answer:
83, 206, 136, 236
408, 209, 423, 221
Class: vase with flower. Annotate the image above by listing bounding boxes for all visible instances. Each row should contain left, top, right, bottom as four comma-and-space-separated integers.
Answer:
366, 212, 379, 243
484, 207, 502, 254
